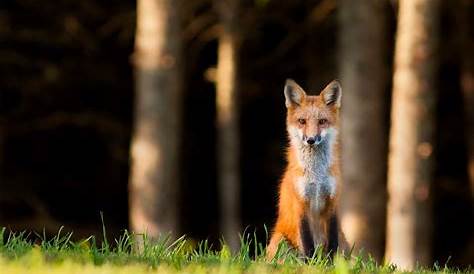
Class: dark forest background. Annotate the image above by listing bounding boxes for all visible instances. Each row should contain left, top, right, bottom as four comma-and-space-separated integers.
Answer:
0, 0, 472, 269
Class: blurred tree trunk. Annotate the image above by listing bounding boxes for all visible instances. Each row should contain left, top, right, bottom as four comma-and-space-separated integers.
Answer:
338, 0, 388, 261
129, 0, 182, 239
215, 0, 241, 252
386, 0, 440, 269
457, 0, 474, 199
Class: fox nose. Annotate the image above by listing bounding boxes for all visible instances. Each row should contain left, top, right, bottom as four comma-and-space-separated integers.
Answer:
306, 135, 322, 145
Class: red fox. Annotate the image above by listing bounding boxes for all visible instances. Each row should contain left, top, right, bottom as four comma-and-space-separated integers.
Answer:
267, 79, 348, 260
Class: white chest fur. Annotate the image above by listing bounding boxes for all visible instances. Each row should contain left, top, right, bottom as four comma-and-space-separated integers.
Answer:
294, 138, 336, 213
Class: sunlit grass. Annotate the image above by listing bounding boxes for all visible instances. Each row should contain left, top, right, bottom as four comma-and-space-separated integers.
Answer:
0, 227, 469, 273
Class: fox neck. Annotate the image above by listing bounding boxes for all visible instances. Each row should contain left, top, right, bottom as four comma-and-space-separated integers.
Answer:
289, 128, 338, 212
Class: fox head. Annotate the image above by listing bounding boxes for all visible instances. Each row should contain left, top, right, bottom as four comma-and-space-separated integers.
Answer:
284, 79, 342, 148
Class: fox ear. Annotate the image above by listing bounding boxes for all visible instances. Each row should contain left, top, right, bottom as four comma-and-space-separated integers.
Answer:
284, 79, 306, 108
321, 80, 342, 108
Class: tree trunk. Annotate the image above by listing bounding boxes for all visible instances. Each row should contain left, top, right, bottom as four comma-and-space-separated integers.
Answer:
386, 0, 440, 269
129, 0, 182, 239
215, 0, 241, 252
338, 0, 389, 261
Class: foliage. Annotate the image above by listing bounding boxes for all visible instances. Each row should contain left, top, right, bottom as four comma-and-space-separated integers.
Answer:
0, 227, 469, 274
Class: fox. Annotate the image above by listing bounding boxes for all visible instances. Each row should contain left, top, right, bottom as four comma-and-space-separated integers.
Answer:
266, 79, 349, 260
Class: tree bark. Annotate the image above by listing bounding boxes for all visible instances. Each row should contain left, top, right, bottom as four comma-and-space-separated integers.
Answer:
386, 0, 440, 269
215, 0, 241, 252
338, 0, 389, 261
129, 0, 182, 239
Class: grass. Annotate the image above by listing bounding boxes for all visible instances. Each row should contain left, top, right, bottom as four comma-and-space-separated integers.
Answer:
0, 227, 470, 274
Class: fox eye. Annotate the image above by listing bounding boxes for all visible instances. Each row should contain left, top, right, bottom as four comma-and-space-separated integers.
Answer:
318, 119, 328, 125
298, 118, 306, 125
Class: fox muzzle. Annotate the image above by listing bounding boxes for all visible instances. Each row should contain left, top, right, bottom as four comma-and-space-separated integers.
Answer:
306, 135, 323, 146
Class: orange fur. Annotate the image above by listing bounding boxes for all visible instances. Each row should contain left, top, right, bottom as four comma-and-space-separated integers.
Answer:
267, 80, 348, 260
